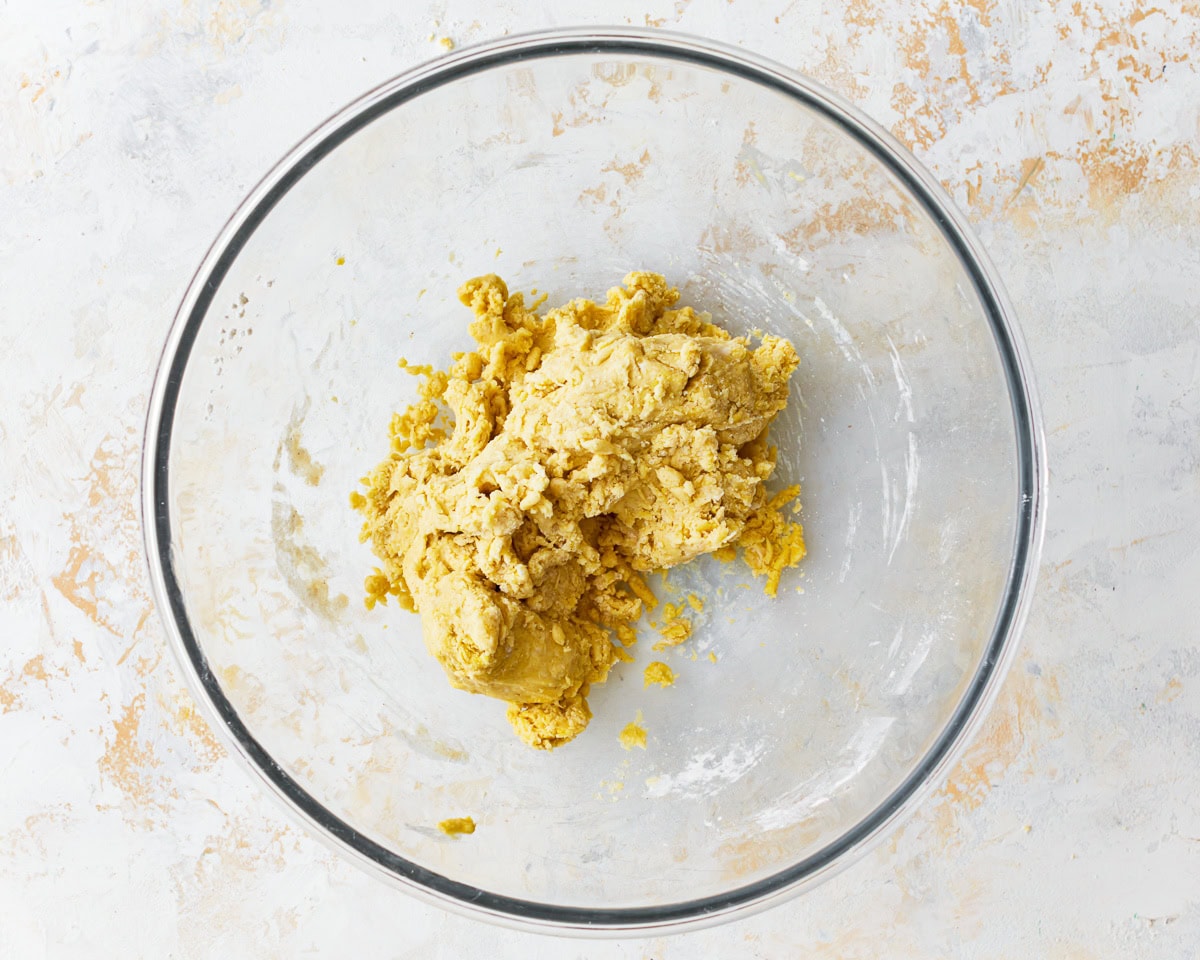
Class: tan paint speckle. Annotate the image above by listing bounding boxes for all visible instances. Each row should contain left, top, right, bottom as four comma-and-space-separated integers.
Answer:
98, 693, 159, 808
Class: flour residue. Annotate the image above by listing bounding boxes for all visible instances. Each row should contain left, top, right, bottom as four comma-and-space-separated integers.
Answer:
887, 432, 920, 564
751, 716, 896, 830
644, 740, 767, 800
886, 627, 936, 696
886, 334, 915, 423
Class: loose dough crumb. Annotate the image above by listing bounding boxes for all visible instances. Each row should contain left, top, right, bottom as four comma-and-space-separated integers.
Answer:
652, 602, 693, 651
438, 817, 476, 836
644, 661, 676, 688
356, 272, 805, 749
620, 711, 648, 750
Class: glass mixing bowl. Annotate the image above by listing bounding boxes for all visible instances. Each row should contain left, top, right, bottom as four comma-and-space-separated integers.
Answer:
143, 28, 1045, 935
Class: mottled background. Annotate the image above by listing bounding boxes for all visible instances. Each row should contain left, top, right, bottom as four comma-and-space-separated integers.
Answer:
2, 0, 1198, 956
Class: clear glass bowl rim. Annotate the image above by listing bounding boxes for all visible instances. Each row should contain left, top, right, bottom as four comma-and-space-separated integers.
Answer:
141, 26, 1048, 938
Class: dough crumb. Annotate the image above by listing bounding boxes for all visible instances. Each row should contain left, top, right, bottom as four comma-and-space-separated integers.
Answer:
438, 817, 476, 836
653, 602, 693, 651
644, 661, 675, 688
620, 711, 647, 750
356, 273, 804, 749
708, 651, 719, 664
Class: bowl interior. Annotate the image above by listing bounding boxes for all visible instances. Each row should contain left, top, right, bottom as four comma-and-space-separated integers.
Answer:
160, 43, 1021, 915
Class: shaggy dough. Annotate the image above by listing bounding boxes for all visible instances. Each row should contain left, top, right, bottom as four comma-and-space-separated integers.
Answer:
356, 272, 803, 749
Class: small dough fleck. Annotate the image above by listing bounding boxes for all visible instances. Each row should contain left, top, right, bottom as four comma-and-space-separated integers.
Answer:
620, 711, 647, 750
357, 273, 805, 749
438, 816, 476, 836
652, 602, 693, 651
644, 661, 675, 688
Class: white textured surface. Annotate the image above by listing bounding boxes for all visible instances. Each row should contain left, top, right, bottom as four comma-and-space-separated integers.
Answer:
2, 1, 1198, 956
